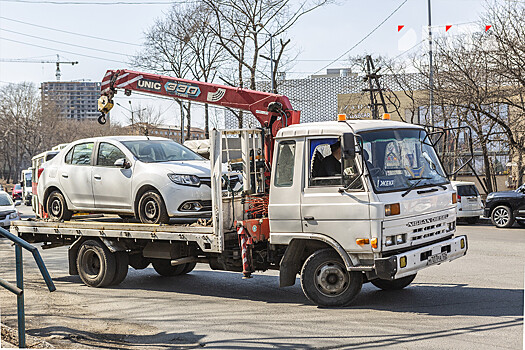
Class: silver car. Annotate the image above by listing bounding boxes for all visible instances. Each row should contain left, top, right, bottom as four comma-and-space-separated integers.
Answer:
0, 191, 20, 229
37, 136, 219, 224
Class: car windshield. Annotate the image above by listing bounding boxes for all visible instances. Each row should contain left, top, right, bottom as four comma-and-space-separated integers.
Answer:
122, 140, 203, 163
14, 184, 21, 190
360, 128, 448, 193
0, 193, 13, 206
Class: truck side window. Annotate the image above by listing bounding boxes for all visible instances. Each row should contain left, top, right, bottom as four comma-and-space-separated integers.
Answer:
275, 141, 296, 187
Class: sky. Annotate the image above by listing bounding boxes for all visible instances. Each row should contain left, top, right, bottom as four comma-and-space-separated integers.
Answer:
0, 0, 488, 127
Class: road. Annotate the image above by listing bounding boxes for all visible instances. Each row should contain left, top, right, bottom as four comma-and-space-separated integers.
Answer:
0, 205, 523, 349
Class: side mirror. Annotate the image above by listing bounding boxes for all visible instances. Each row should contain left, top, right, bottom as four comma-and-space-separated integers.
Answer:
341, 133, 356, 159
114, 158, 131, 169
15, 200, 21, 206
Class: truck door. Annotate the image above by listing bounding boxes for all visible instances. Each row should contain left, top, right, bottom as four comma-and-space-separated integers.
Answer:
92, 142, 133, 210
300, 137, 371, 249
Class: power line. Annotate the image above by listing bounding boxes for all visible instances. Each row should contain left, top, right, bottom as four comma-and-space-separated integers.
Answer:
0, 16, 141, 47
312, 0, 409, 75
0, 37, 124, 63
0, 28, 129, 56
0, 0, 192, 4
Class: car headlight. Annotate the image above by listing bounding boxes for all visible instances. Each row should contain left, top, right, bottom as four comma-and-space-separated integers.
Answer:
167, 173, 200, 186
9, 211, 18, 219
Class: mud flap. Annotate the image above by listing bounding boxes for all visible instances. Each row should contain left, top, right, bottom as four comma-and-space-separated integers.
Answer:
279, 240, 306, 287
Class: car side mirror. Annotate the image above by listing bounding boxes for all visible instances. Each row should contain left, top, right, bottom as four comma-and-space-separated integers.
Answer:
114, 158, 131, 169
15, 200, 21, 206
341, 133, 356, 159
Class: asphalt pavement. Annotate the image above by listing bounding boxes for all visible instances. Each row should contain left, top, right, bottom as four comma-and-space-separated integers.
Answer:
0, 205, 523, 349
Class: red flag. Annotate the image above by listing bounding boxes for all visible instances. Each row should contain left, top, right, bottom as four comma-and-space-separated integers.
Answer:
398, 25, 404, 32
485, 25, 492, 32
445, 25, 452, 32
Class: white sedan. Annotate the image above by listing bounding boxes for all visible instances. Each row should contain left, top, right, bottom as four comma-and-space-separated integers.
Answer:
37, 136, 231, 224
0, 191, 20, 230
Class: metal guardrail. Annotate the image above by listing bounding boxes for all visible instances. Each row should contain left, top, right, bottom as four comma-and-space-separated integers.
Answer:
0, 227, 55, 348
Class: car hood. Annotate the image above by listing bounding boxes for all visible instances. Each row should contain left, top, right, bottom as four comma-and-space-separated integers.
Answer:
0, 205, 16, 215
487, 190, 522, 199
138, 160, 212, 177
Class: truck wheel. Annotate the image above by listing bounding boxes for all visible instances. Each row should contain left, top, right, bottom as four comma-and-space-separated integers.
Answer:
517, 219, 525, 227
110, 251, 129, 286
371, 274, 416, 291
491, 205, 514, 228
300, 249, 362, 307
76, 240, 116, 287
137, 191, 170, 224
152, 259, 185, 276
47, 191, 73, 221
129, 254, 150, 270
181, 262, 197, 274
466, 217, 479, 225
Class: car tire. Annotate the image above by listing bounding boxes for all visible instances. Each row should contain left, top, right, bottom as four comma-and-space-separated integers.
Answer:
516, 219, 525, 227
110, 251, 129, 286
300, 249, 362, 307
76, 240, 116, 287
491, 205, 514, 228
371, 274, 417, 291
466, 217, 479, 225
137, 190, 170, 225
46, 190, 73, 221
152, 259, 186, 276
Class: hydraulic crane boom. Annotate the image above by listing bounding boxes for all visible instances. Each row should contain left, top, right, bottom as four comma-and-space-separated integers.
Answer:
97, 69, 300, 137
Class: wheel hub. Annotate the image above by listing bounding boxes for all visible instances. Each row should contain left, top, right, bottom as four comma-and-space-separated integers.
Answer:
84, 250, 101, 277
51, 199, 61, 216
315, 261, 349, 296
145, 200, 158, 220
494, 208, 509, 226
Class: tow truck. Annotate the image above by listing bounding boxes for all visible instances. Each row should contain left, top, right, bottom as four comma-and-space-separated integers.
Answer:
11, 69, 467, 307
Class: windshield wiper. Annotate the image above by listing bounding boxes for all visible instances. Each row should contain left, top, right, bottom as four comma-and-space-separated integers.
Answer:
402, 179, 423, 197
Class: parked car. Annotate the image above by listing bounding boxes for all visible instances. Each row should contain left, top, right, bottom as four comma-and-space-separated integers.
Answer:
484, 183, 525, 228
0, 191, 20, 230
37, 136, 237, 224
11, 184, 22, 201
451, 181, 483, 224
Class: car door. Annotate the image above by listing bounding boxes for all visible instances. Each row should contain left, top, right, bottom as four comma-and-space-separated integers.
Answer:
59, 142, 95, 208
92, 142, 133, 210
300, 136, 371, 250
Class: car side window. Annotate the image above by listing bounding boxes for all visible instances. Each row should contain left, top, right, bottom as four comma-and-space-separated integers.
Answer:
70, 142, 94, 165
65, 148, 73, 164
97, 143, 126, 167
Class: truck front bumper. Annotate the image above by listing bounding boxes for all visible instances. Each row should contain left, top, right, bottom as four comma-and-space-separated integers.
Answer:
375, 235, 468, 280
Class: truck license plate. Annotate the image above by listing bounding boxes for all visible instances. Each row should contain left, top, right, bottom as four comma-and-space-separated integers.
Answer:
427, 251, 447, 265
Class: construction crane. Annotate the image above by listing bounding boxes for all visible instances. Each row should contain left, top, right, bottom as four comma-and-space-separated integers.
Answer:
0, 54, 78, 81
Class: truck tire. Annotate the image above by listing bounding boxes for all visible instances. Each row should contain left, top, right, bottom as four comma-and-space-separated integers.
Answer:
129, 254, 150, 270
76, 240, 116, 287
371, 274, 416, 291
47, 191, 73, 221
110, 251, 129, 286
491, 205, 514, 228
137, 191, 170, 225
152, 259, 185, 276
300, 249, 362, 307
181, 262, 197, 274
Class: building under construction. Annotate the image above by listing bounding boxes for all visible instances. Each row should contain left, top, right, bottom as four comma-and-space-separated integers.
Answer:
41, 81, 102, 121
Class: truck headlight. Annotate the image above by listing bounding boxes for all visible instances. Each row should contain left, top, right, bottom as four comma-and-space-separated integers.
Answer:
9, 211, 18, 219
168, 173, 200, 186
385, 236, 394, 246
396, 234, 406, 244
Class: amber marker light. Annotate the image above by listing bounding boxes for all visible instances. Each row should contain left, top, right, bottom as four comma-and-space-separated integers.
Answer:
400, 256, 407, 268
371, 238, 378, 249
452, 193, 457, 204
385, 203, 401, 216
382, 113, 391, 120
337, 114, 347, 121
356, 238, 370, 245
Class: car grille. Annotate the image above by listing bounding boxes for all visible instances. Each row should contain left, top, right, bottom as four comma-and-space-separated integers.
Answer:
200, 177, 240, 190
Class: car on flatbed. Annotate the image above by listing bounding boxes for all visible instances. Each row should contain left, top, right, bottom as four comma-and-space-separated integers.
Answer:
37, 136, 226, 224
484, 184, 525, 228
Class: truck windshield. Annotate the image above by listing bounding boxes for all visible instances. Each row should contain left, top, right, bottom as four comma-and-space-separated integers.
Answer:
360, 128, 448, 193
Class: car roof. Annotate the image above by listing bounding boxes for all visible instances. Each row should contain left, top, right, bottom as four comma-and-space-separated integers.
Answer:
451, 181, 476, 187
68, 135, 171, 144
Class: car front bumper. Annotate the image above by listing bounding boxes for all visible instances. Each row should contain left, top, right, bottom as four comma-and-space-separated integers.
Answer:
375, 235, 468, 280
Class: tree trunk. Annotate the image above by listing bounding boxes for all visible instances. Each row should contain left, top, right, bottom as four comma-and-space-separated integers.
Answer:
481, 142, 493, 193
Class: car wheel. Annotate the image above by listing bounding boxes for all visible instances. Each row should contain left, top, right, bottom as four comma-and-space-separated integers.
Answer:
516, 219, 525, 227
137, 190, 169, 224
46, 190, 73, 221
300, 249, 362, 307
466, 217, 479, 225
151, 259, 186, 276
371, 274, 416, 291
491, 205, 514, 228
76, 240, 116, 287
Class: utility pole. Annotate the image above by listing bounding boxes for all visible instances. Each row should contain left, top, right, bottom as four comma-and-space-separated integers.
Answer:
428, 0, 434, 128
363, 55, 387, 119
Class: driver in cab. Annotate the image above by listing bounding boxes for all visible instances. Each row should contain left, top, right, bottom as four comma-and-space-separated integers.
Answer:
322, 140, 342, 176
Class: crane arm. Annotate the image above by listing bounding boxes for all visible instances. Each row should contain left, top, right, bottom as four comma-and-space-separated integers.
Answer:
97, 69, 300, 137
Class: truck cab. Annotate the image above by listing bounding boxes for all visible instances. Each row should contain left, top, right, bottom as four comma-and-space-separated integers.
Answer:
269, 120, 467, 306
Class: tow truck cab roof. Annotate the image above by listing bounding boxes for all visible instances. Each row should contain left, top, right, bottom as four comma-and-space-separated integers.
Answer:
275, 120, 424, 138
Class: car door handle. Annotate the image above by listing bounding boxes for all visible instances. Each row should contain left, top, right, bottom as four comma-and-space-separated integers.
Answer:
303, 216, 315, 221
94, 175, 101, 180
61, 173, 68, 178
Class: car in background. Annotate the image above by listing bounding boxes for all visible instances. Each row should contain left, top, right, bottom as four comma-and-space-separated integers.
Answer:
451, 181, 484, 224
0, 191, 20, 230
21, 168, 32, 205
11, 184, 22, 201
38, 136, 237, 224
484, 184, 525, 228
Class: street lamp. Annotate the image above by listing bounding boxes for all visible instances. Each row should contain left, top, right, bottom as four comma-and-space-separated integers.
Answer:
116, 101, 146, 134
